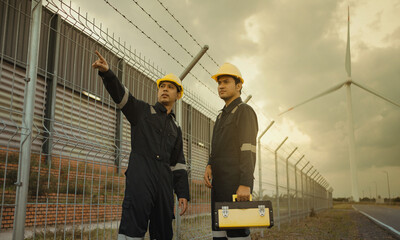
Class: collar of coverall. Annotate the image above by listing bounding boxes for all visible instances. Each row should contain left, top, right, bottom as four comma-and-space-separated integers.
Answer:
222, 96, 242, 114
155, 102, 176, 118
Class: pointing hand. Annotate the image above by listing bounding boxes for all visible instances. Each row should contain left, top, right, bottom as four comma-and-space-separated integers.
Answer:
92, 50, 109, 73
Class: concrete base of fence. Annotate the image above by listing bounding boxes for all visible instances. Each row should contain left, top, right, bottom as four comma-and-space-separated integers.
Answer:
1, 203, 121, 230
0, 220, 121, 240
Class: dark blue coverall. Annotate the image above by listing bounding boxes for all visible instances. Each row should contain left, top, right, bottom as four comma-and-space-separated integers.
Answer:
99, 70, 190, 240
209, 97, 258, 239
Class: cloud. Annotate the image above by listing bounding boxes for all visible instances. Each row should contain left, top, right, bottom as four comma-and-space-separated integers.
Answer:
177, 0, 400, 197
231, 0, 400, 196
383, 26, 400, 47
241, 15, 263, 44
71, 0, 400, 197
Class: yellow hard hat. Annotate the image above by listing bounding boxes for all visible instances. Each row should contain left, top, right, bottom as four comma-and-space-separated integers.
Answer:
156, 73, 184, 99
211, 63, 244, 83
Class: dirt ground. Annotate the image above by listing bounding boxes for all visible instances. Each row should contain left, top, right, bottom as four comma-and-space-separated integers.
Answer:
251, 204, 399, 240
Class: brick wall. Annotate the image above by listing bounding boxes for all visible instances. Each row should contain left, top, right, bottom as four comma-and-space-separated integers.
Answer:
1, 203, 122, 230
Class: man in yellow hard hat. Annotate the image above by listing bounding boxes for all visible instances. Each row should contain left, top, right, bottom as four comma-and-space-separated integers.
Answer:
204, 63, 258, 239
92, 51, 189, 240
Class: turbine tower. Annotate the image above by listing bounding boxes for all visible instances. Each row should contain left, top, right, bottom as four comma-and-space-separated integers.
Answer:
279, 7, 400, 202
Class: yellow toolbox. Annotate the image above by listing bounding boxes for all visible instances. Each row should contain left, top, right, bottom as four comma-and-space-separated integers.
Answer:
214, 195, 274, 229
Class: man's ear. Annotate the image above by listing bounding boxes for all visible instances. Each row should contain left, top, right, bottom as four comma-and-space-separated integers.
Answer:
236, 82, 242, 92
177, 91, 182, 100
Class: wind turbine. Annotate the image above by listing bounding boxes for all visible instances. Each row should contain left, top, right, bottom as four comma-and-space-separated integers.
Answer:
278, 7, 400, 202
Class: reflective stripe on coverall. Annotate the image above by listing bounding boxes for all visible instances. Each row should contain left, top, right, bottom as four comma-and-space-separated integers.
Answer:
209, 97, 258, 239
99, 70, 190, 240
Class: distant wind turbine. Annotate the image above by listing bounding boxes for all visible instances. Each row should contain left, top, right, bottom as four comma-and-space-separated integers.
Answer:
278, 7, 400, 202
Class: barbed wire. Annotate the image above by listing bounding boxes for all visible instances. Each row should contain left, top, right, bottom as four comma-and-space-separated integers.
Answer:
155, 0, 220, 68
104, 0, 278, 123
43, 0, 219, 117
103, 0, 185, 69
102, 1, 315, 174
42, 0, 324, 185
130, 0, 213, 77
43, 0, 165, 81
103, 0, 219, 96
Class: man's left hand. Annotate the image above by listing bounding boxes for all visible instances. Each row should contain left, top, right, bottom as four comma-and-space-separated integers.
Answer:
236, 185, 251, 201
178, 198, 188, 216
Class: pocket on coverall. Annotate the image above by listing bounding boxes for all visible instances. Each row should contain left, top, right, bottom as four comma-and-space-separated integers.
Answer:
120, 198, 132, 232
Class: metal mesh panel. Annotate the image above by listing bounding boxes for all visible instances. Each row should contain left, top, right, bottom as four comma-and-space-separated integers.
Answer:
52, 84, 116, 163
0, 0, 332, 237
178, 98, 213, 239
0, 0, 30, 67
0, 62, 27, 150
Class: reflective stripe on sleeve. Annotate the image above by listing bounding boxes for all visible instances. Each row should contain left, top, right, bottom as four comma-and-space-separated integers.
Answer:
240, 143, 256, 153
231, 102, 243, 114
117, 233, 144, 240
170, 163, 187, 171
212, 230, 227, 237
150, 106, 157, 114
116, 86, 129, 109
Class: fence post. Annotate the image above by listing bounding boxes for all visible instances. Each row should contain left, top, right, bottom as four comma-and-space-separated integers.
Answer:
187, 105, 193, 182
243, 94, 252, 103
300, 161, 309, 219
319, 178, 325, 210
321, 180, 325, 209
315, 175, 321, 210
324, 181, 329, 208
13, 1, 42, 239
310, 170, 318, 212
324, 183, 327, 209
175, 45, 209, 240
305, 166, 314, 215
42, 14, 61, 165
257, 121, 274, 200
315, 174, 321, 210
294, 155, 304, 222
285, 147, 297, 223
256, 121, 274, 237
274, 136, 288, 230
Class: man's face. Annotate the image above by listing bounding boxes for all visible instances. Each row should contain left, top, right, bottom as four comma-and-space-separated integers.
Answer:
217, 75, 241, 100
157, 81, 180, 105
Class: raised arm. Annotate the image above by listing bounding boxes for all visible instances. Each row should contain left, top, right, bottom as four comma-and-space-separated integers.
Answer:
92, 50, 147, 125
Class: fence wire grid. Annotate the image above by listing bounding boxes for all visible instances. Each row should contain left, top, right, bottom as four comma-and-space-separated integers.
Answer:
0, 0, 332, 239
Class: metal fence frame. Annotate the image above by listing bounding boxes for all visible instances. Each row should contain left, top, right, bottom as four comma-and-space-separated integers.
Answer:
0, 0, 332, 239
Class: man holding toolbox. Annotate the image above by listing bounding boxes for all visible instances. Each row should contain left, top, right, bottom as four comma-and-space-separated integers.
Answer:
204, 63, 259, 239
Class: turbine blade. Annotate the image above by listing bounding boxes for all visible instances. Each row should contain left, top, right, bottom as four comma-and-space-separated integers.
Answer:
352, 81, 400, 108
278, 81, 347, 116
345, 6, 352, 78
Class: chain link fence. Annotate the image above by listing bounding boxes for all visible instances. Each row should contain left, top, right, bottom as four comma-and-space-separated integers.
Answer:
0, 0, 332, 239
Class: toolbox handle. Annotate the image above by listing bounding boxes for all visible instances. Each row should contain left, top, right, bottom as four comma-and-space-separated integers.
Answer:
232, 194, 252, 202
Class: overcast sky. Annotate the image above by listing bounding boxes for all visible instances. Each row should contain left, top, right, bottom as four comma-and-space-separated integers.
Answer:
67, 0, 400, 198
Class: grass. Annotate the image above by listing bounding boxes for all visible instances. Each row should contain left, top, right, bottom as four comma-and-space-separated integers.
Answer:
25, 226, 119, 240
179, 214, 212, 239
251, 203, 398, 240
252, 204, 358, 239
0, 152, 125, 204
23, 203, 399, 239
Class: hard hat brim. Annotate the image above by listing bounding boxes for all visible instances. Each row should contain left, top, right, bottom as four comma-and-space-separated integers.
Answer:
212, 73, 244, 83
156, 79, 184, 99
